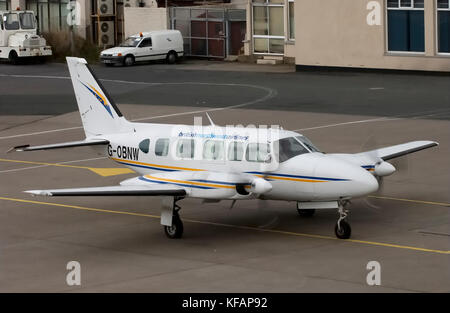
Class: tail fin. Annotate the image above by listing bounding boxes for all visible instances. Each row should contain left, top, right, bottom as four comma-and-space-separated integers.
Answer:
66, 57, 130, 137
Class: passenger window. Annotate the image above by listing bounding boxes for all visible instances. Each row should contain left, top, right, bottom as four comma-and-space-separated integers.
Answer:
274, 137, 308, 163
246, 143, 271, 163
155, 138, 169, 156
228, 141, 244, 161
139, 139, 150, 154
203, 140, 224, 161
139, 38, 152, 47
176, 139, 195, 159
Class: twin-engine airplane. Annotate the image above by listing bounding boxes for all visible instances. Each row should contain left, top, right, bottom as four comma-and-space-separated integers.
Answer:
12, 57, 438, 239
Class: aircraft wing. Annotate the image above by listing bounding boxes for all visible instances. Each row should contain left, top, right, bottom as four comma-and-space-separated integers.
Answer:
356, 140, 438, 161
10, 139, 109, 152
25, 185, 186, 197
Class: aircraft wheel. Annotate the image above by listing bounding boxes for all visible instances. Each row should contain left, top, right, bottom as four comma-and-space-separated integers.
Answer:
164, 213, 184, 239
297, 208, 315, 217
335, 220, 351, 239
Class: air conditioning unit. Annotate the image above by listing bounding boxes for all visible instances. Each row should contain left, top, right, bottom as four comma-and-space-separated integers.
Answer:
98, 21, 115, 46
97, 0, 114, 15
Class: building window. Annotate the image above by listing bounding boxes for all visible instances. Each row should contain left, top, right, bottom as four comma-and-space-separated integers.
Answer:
438, 0, 450, 53
26, 0, 70, 33
252, 0, 285, 54
387, 0, 425, 52
288, 0, 295, 40
0, 0, 10, 11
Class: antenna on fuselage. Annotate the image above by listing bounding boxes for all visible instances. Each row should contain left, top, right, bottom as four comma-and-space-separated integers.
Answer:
205, 112, 215, 127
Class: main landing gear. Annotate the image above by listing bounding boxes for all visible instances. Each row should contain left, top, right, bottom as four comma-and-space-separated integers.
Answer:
335, 202, 351, 239
162, 197, 184, 239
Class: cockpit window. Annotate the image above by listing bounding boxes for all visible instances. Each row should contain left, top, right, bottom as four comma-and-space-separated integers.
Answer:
274, 137, 309, 163
19, 13, 35, 30
4, 13, 20, 30
295, 136, 320, 152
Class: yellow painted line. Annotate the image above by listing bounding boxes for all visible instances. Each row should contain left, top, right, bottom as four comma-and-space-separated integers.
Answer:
0, 158, 134, 177
0, 196, 448, 255
368, 195, 450, 208
111, 157, 205, 172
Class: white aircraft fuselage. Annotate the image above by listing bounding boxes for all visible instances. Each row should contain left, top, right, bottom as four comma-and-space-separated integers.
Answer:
97, 122, 379, 202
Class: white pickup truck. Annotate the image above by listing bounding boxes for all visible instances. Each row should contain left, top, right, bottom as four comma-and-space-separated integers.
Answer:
100, 30, 184, 66
0, 10, 52, 63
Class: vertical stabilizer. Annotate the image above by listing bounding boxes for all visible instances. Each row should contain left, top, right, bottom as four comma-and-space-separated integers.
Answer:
66, 57, 130, 137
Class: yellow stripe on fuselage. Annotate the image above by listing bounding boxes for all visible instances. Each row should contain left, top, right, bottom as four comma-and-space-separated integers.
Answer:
111, 157, 205, 172
144, 175, 235, 189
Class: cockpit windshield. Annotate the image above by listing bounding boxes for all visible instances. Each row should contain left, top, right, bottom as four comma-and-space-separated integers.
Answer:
295, 135, 320, 152
120, 37, 141, 47
19, 13, 35, 30
274, 137, 309, 163
4, 13, 20, 30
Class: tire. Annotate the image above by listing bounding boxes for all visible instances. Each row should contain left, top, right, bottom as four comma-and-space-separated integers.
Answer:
123, 55, 134, 66
9, 50, 19, 65
335, 220, 351, 239
297, 208, 315, 217
164, 213, 184, 239
166, 51, 177, 64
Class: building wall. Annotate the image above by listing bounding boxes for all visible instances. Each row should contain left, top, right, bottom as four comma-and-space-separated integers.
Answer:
294, 0, 450, 71
124, 7, 167, 38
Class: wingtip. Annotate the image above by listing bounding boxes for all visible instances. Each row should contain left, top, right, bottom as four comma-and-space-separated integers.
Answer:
24, 190, 52, 196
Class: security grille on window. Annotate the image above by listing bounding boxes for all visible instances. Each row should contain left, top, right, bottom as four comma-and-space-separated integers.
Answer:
0, 0, 9, 11
387, 0, 425, 52
252, 0, 285, 54
438, 0, 450, 53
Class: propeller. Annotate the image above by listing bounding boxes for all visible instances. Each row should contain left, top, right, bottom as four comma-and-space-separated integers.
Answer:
359, 135, 406, 211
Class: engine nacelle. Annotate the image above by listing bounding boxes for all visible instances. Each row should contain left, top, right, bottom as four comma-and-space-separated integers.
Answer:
374, 161, 396, 177
250, 178, 272, 194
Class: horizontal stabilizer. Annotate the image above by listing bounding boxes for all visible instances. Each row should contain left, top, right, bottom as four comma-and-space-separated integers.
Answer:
9, 139, 109, 152
25, 185, 186, 197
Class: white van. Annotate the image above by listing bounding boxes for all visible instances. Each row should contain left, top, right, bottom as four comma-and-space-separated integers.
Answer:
100, 30, 183, 66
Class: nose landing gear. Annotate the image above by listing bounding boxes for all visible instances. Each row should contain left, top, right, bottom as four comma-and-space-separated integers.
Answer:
335, 202, 351, 239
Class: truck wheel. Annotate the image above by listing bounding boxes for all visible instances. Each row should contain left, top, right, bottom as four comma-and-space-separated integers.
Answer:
9, 51, 19, 65
166, 51, 177, 64
123, 55, 134, 66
